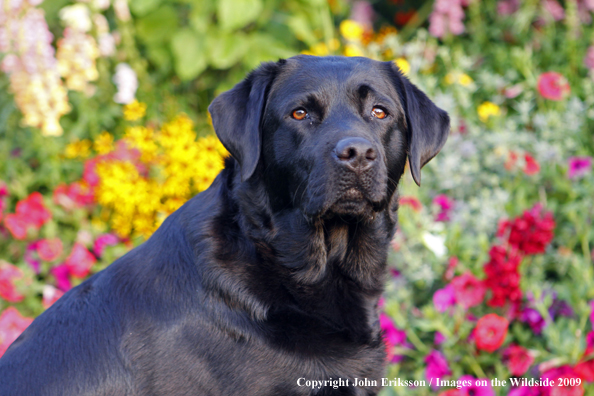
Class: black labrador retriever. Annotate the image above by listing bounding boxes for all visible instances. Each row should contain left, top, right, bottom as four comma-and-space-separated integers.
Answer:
0, 55, 449, 395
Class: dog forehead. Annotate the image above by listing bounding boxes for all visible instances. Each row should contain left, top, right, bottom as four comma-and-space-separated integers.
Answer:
268, 56, 395, 103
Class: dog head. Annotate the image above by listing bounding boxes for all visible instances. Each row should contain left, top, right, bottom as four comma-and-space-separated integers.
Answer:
209, 56, 449, 221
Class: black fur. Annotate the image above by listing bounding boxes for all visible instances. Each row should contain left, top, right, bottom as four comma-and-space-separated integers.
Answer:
0, 56, 449, 395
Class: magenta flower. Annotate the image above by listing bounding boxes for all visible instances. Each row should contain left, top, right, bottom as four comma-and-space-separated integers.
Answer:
567, 156, 592, 179
433, 194, 454, 222
51, 264, 72, 292
425, 350, 451, 389
433, 285, 456, 312
521, 308, 545, 335
380, 313, 408, 363
434, 331, 446, 344
458, 375, 495, 396
93, 234, 119, 257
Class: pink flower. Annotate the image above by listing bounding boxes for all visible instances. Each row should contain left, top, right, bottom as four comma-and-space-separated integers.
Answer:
429, 0, 466, 38
4, 213, 29, 240
433, 285, 456, 312
42, 285, 64, 309
37, 238, 63, 261
15, 192, 51, 228
458, 375, 495, 396
0, 262, 25, 303
567, 157, 592, 179
51, 264, 72, 292
543, 0, 565, 21
380, 313, 408, 363
537, 72, 570, 101
540, 366, 583, 396
433, 194, 454, 222
0, 307, 33, 357
93, 233, 119, 257
400, 196, 422, 212
497, 0, 520, 15
523, 154, 540, 176
425, 350, 452, 389
503, 344, 534, 376
451, 272, 486, 309
64, 243, 96, 278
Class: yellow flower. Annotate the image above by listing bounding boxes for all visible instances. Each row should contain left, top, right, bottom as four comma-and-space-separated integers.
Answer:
458, 73, 473, 86
65, 139, 92, 159
340, 20, 364, 41
123, 100, 146, 121
94, 131, 114, 154
328, 38, 340, 51
310, 43, 329, 56
394, 58, 410, 75
344, 44, 363, 57
445, 72, 473, 86
477, 101, 500, 122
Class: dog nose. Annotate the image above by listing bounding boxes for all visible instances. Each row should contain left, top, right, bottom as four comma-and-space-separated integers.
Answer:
334, 137, 377, 171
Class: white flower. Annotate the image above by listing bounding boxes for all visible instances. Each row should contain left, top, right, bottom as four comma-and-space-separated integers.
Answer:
112, 62, 137, 104
59, 4, 92, 32
422, 232, 447, 258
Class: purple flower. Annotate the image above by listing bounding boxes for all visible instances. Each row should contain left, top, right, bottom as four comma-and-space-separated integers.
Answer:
425, 350, 451, 389
568, 156, 592, 179
433, 194, 454, 222
433, 285, 456, 312
459, 375, 495, 396
548, 299, 574, 320
521, 308, 546, 335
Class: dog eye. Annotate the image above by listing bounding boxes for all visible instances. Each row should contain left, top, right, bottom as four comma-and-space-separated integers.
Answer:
292, 109, 308, 120
371, 107, 387, 119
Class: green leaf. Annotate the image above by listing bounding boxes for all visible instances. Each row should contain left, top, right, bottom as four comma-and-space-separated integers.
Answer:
241, 34, 295, 69
206, 32, 248, 70
286, 14, 318, 47
170, 29, 208, 81
129, 0, 162, 16
216, 0, 262, 31
135, 6, 178, 44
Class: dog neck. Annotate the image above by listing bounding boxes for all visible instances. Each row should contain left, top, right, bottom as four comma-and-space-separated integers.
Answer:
205, 159, 400, 343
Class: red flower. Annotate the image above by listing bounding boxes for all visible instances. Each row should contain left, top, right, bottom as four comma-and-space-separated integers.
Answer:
64, 243, 97, 278
400, 196, 422, 212
0, 261, 25, 303
0, 307, 33, 357
4, 213, 29, 240
451, 272, 486, 309
523, 154, 540, 175
505, 151, 519, 170
542, 366, 584, 396
537, 72, 570, 101
475, 314, 508, 352
503, 344, 534, 376
37, 238, 63, 261
484, 245, 523, 307
498, 204, 555, 255
15, 192, 51, 228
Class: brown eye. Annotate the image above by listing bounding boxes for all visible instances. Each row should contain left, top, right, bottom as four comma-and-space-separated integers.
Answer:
371, 107, 387, 119
292, 109, 308, 120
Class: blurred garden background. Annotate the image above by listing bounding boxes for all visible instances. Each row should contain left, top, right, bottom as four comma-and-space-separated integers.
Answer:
1, 0, 594, 395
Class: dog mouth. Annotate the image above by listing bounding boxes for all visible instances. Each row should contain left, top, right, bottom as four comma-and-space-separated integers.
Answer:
325, 186, 381, 219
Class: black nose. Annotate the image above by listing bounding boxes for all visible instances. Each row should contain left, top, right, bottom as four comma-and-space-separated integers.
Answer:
334, 137, 377, 171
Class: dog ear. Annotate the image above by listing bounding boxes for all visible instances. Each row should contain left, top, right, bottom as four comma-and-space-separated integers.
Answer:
393, 68, 450, 186
208, 62, 280, 182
